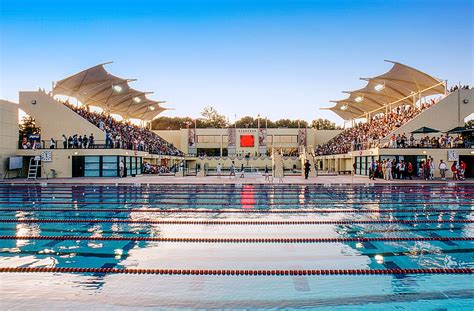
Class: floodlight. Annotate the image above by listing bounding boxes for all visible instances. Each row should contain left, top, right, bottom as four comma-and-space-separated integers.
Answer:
374, 84, 385, 91
355, 96, 364, 103
341, 104, 349, 111
149, 106, 155, 111
113, 85, 122, 92
133, 97, 141, 103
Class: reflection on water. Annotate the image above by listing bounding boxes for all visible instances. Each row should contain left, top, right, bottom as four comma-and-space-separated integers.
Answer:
0, 184, 472, 307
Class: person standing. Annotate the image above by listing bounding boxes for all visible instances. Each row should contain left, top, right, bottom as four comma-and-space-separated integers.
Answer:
119, 160, 125, 178
369, 160, 376, 180
399, 161, 406, 179
451, 161, 459, 181
229, 161, 236, 178
89, 133, 95, 148
304, 160, 311, 180
439, 160, 447, 180
423, 160, 431, 180
460, 160, 467, 180
407, 162, 413, 180
394, 161, 401, 179
385, 160, 392, 180
264, 165, 271, 182
216, 163, 222, 178
83, 134, 88, 149
377, 161, 382, 179
50, 138, 56, 149
429, 157, 435, 180
62, 134, 67, 149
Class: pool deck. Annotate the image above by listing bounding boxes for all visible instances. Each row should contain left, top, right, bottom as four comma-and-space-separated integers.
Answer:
2, 174, 473, 184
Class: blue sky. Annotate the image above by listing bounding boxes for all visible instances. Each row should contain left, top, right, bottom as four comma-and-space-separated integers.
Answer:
0, 0, 472, 124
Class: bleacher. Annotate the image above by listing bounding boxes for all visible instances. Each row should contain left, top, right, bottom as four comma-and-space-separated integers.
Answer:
19, 91, 184, 156
316, 88, 474, 155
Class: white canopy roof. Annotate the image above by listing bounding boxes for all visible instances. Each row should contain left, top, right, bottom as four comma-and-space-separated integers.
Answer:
325, 61, 446, 120
52, 63, 166, 120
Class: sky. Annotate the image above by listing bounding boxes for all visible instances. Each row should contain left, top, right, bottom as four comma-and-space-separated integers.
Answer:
0, 0, 473, 125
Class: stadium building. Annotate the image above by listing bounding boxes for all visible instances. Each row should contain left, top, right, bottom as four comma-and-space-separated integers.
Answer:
0, 61, 473, 179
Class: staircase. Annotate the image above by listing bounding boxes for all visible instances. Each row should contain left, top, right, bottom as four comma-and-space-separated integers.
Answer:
28, 156, 41, 180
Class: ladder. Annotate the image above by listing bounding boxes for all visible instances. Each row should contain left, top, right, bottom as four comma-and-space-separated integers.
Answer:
28, 156, 41, 180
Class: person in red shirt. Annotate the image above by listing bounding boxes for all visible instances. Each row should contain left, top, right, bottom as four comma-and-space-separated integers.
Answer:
407, 162, 413, 180
451, 161, 459, 181
460, 160, 467, 180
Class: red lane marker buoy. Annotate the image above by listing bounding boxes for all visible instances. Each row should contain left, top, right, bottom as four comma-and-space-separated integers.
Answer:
1, 219, 472, 225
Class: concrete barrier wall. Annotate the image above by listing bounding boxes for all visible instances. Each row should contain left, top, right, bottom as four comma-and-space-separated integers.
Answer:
386, 89, 474, 138
0, 100, 19, 178
19, 91, 105, 143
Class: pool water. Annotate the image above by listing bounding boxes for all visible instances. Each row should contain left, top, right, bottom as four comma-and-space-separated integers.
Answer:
0, 183, 472, 310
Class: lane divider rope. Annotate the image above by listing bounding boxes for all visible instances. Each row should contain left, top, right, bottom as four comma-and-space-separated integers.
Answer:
0, 201, 472, 206
3, 193, 474, 198
1, 235, 472, 243
1, 219, 472, 225
0, 267, 471, 275
0, 208, 470, 214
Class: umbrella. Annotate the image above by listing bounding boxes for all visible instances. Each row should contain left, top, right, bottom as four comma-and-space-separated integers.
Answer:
446, 126, 474, 134
411, 127, 440, 134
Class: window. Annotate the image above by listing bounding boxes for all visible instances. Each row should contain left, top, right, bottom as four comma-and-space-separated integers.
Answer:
197, 135, 221, 143
84, 156, 100, 177
272, 136, 297, 143
102, 156, 118, 177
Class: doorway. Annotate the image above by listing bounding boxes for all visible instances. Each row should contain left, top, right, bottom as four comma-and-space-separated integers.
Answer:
459, 155, 474, 178
72, 156, 85, 177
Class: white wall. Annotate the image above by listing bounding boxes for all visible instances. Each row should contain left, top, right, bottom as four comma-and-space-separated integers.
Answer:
0, 100, 19, 177
19, 91, 105, 142
387, 89, 474, 137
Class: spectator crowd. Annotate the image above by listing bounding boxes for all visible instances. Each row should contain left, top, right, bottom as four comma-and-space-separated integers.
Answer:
449, 85, 470, 92
367, 157, 467, 181
316, 103, 437, 155
142, 162, 172, 174
386, 133, 469, 149
57, 101, 184, 156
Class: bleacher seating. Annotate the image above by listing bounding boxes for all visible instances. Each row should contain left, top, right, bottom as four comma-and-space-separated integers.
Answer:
62, 101, 184, 156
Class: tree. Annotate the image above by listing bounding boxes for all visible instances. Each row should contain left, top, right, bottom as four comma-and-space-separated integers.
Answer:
200, 106, 228, 128
235, 116, 258, 128
274, 119, 308, 128
151, 116, 195, 130
19, 116, 40, 138
151, 113, 342, 130
311, 118, 342, 130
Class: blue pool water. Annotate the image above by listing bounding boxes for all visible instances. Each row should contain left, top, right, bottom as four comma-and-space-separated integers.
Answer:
0, 183, 472, 310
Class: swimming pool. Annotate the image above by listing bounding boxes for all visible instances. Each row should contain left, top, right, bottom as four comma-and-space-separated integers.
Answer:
0, 183, 472, 309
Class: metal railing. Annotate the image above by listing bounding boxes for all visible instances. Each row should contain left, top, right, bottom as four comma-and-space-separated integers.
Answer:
18, 138, 184, 156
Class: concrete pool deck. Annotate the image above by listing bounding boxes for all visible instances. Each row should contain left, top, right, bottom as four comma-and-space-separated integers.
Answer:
2, 174, 473, 185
